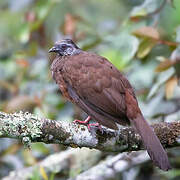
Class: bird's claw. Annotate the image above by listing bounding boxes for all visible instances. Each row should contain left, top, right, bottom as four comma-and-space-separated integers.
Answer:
73, 116, 102, 131
73, 116, 91, 125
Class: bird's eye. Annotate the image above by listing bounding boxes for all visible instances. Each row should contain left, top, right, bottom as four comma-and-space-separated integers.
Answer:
61, 44, 67, 49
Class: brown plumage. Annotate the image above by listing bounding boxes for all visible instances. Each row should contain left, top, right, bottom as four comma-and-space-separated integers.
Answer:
49, 39, 171, 171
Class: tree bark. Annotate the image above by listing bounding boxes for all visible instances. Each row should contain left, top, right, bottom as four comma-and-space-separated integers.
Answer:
0, 111, 180, 152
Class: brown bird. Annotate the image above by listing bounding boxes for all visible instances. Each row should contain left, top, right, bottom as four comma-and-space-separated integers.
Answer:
49, 39, 171, 171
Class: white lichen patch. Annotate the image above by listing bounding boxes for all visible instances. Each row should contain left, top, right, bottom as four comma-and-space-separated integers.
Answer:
0, 111, 43, 140
103, 137, 116, 147
71, 126, 98, 147
49, 134, 54, 140
103, 136, 128, 151
22, 137, 31, 148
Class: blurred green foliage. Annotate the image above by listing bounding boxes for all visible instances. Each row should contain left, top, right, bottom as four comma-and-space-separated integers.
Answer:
0, 0, 180, 179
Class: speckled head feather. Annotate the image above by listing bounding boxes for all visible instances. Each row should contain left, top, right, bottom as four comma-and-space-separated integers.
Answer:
49, 39, 81, 56
58, 39, 79, 48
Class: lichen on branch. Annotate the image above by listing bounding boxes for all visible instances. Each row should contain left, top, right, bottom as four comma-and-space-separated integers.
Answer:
0, 111, 179, 152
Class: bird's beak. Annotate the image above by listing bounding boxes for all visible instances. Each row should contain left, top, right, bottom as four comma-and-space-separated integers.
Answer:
48, 46, 60, 53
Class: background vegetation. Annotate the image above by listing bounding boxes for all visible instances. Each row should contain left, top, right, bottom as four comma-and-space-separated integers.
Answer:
0, 0, 180, 179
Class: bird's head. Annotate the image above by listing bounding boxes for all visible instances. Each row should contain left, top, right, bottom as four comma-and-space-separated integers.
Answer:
49, 39, 81, 56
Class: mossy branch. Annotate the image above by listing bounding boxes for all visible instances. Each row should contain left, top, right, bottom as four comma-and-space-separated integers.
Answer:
0, 111, 180, 152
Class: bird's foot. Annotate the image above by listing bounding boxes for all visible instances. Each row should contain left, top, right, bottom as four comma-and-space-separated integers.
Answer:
73, 116, 91, 125
87, 123, 102, 131
73, 116, 102, 131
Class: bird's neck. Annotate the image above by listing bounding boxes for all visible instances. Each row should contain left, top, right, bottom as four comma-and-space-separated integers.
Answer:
71, 48, 83, 55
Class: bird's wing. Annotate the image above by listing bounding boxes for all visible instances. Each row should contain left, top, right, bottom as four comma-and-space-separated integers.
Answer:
62, 52, 134, 128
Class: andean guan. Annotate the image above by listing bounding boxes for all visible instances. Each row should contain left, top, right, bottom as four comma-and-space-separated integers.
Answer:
49, 39, 171, 171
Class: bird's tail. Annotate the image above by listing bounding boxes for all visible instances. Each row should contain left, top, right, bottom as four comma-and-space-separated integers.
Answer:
125, 89, 171, 170
131, 113, 171, 170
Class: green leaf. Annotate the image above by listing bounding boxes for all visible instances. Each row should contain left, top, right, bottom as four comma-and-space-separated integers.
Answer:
101, 50, 125, 70
130, 0, 163, 18
137, 38, 156, 58
171, 46, 180, 77
176, 26, 180, 43
101, 33, 139, 69
147, 68, 175, 99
